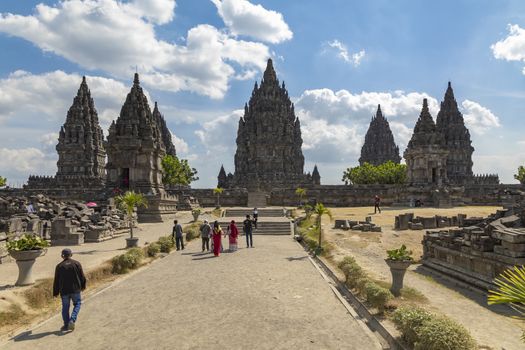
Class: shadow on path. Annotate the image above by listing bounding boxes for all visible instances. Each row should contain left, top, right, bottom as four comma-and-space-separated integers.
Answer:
286, 256, 308, 262
13, 330, 67, 342
414, 265, 520, 317
192, 256, 217, 261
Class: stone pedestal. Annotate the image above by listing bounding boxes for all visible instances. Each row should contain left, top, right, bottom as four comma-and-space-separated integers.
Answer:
385, 259, 411, 297
9, 249, 47, 286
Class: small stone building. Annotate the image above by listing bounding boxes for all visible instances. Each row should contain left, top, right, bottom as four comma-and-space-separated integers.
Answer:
404, 99, 449, 186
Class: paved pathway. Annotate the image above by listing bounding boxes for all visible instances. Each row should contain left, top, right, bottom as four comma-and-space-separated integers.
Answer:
2, 236, 382, 350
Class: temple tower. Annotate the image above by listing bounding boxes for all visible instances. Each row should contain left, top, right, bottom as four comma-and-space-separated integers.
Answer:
436, 82, 474, 184
312, 165, 321, 185
55, 76, 106, 188
359, 104, 401, 166
231, 58, 308, 190
106, 74, 166, 194
152, 102, 177, 157
404, 99, 449, 186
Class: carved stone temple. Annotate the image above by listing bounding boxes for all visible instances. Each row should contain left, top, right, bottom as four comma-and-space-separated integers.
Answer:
404, 98, 449, 186
219, 59, 319, 191
359, 104, 401, 166
106, 73, 166, 195
436, 82, 474, 185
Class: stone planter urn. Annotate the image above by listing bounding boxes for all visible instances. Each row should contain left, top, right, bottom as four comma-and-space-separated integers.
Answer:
192, 211, 200, 222
126, 237, 139, 248
9, 249, 47, 286
385, 259, 412, 297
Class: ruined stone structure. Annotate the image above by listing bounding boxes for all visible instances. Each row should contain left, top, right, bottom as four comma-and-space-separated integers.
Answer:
436, 82, 474, 185
153, 102, 177, 157
359, 105, 401, 166
106, 74, 166, 195
404, 99, 449, 186
222, 59, 317, 191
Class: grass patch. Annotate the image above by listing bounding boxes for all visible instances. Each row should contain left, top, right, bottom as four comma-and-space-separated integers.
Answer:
24, 278, 54, 309
212, 208, 222, 217
0, 303, 26, 326
375, 280, 428, 303
296, 217, 334, 256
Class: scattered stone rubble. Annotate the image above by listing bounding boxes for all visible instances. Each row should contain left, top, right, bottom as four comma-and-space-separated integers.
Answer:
334, 217, 382, 232
394, 213, 477, 230
422, 205, 525, 289
0, 194, 128, 251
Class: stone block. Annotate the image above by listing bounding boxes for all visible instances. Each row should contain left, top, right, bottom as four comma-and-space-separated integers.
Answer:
409, 222, 424, 230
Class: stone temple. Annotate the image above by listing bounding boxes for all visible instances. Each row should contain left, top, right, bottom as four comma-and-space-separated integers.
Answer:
359, 104, 401, 166
219, 59, 319, 191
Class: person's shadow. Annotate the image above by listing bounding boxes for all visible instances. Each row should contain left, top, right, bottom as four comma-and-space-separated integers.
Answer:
13, 330, 67, 342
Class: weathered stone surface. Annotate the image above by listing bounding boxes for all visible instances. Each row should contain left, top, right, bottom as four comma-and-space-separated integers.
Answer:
359, 105, 401, 166
152, 102, 176, 157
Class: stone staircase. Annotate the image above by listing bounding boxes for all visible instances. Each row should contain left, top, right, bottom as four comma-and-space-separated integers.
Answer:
217, 219, 292, 235
247, 191, 268, 207
223, 208, 285, 217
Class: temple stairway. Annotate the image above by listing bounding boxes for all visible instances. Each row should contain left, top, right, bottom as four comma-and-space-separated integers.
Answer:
219, 207, 292, 235
247, 191, 268, 207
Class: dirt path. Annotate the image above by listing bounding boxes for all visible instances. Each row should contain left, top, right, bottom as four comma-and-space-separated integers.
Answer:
1, 236, 382, 350
324, 206, 525, 350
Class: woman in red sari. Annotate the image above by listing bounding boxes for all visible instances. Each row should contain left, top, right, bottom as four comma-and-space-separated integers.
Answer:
227, 220, 239, 252
212, 221, 223, 257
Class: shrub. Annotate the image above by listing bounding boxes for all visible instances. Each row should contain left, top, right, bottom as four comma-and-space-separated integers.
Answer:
386, 244, 413, 261
111, 249, 144, 274
338, 256, 368, 289
365, 282, 393, 313
414, 316, 476, 350
146, 243, 160, 257
392, 306, 476, 349
393, 306, 433, 346
184, 222, 201, 241
157, 236, 174, 253
6, 234, 49, 251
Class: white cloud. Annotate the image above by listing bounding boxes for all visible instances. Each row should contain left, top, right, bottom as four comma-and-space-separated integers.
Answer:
461, 100, 501, 135
0, 70, 130, 130
170, 132, 189, 155
211, 0, 293, 44
491, 24, 525, 73
0, 147, 56, 186
0, 0, 271, 98
326, 40, 366, 67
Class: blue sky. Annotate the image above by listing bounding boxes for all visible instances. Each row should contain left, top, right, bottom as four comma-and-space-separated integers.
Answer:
0, 0, 524, 188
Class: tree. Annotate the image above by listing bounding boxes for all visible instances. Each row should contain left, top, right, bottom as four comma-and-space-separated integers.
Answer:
115, 191, 148, 240
342, 161, 406, 185
161, 155, 199, 186
295, 187, 306, 207
515, 166, 525, 184
313, 203, 332, 254
488, 265, 525, 342
213, 187, 224, 208
0, 176, 6, 187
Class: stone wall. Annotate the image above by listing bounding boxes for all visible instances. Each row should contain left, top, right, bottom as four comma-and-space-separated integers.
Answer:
170, 188, 248, 207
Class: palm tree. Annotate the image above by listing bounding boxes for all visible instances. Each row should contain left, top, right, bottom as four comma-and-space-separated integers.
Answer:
313, 203, 332, 253
213, 187, 224, 208
488, 265, 525, 342
115, 191, 148, 240
0, 176, 6, 187
295, 187, 306, 207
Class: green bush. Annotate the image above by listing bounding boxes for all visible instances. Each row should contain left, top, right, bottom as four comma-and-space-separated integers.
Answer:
111, 249, 144, 274
184, 222, 201, 241
414, 316, 476, 350
6, 234, 49, 251
338, 256, 368, 290
157, 236, 174, 253
392, 306, 433, 346
392, 306, 476, 349
364, 282, 393, 313
146, 243, 160, 257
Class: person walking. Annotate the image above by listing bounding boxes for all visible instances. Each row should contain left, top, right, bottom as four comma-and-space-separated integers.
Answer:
212, 221, 223, 257
227, 220, 239, 252
374, 195, 382, 214
253, 208, 258, 229
243, 215, 254, 248
53, 248, 86, 332
172, 220, 184, 251
200, 219, 211, 252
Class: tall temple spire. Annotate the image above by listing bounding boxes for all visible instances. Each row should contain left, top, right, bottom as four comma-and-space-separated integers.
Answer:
153, 101, 177, 157
134, 72, 140, 85
55, 76, 106, 185
436, 82, 474, 184
359, 104, 401, 166
262, 58, 277, 84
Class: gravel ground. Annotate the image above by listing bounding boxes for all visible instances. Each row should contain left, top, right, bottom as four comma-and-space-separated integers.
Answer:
1, 235, 382, 350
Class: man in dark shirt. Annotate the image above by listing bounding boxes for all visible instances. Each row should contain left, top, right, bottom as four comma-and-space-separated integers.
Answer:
53, 248, 86, 331
172, 220, 184, 251
243, 215, 254, 248
374, 195, 382, 214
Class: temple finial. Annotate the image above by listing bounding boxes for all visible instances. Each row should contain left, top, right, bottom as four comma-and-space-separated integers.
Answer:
134, 73, 140, 85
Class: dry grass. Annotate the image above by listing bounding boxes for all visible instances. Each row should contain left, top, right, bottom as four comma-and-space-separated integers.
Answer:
0, 303, 26, 326
212, 208, 222, 217
24, 278, 54, 309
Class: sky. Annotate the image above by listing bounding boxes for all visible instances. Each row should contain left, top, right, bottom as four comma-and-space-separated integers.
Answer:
0, 0, 524, 188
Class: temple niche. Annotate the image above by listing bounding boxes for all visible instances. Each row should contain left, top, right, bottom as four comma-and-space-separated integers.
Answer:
106, 73, 166, 195
221, 58, 318, 191
404, 99, 449, 186
436, 82, 474, 185
359, 104, 401, 166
